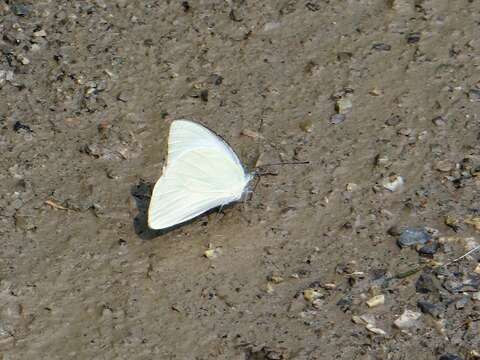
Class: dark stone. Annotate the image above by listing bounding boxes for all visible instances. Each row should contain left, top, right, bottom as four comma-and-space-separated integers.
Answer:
416, 273, 440, 294
306, 2, 321, 11
11, 4, 30, 16
200, 89, 209, 102
372, 43, 391, 51
209, 74, 223, 85
181, 1, 190, 12
418, 242, 438, 255
439, 354, 463, 360
469, 88, 480, 102
417, 300, 443, 318
398, 228, 432, 248
407, 32, 421, 44
336, 295, 352, 312
385, 114, 402, 126
13, 121, 32, 133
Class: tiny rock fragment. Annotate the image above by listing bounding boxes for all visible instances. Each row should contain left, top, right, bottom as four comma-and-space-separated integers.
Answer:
445, 215, 460, 231
439, 354, 464, 360
17, 54, 30, 65
330, 113, 346, 125
469, 89, 480, 102
474, 264, 480, 274
268, 275, 284, 284
369, 88, 382, 96
335, 98, 353, 113
394, 309, 421, 329
432, 116, 446, 126
372, 43, 391, 51
464, 217, 480, 231
117, 91, 130, 102
303, 289, 322, 302
33, 29, 47, 37
365, 323, 387, 336
417, 301, 443, 318
366, 294, 385, 308
346, 183, 359, 192
472, 292, 480, 301
381, 174, 404, 191
12, 4, 30, 16
406, 32, 421, 44
435, 160, 454, 172
352, 315, 364, 324
322, 283, 336, 290
299, 119, 314, 133
241, 129, 264, 139
204, 247, 221, 259
266, 282, 275, 294
385, 114, 402, 126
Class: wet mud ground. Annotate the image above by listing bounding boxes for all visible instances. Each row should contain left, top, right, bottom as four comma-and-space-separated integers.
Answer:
1, 0, 480, 359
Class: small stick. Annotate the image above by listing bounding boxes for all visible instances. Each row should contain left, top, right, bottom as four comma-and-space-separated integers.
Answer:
258, 161, 310, 167
443, 244, 480, 267
45, 199, 69, 211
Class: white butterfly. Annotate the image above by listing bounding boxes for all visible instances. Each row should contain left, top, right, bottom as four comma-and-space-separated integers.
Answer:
148, 119, 254, 230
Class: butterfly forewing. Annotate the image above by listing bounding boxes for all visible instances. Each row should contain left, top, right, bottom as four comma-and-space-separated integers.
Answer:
148, 120, 251, 230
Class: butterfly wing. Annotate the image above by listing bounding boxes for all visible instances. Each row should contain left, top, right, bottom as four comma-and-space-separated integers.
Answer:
148, 120, 251, 230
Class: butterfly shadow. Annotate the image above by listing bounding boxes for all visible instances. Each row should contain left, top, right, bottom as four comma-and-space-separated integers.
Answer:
131, 180, 175, 240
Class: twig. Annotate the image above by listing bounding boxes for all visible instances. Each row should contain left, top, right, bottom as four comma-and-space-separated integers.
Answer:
443, 244, 480, 267
45, 199, 69, 211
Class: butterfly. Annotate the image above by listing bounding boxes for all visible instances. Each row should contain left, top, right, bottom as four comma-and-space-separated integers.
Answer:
148, 119, 254, 230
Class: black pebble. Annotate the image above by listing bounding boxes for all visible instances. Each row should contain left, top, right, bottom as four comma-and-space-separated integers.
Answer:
417, 300, 443, 318
416, 273, 440, 294
418, 242, 438, 255
439, 354, 463, 360
13, 121, 32, 132
407, 32, 421, 44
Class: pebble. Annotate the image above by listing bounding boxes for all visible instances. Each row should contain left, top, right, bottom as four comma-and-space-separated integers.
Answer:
381, 174, 404, 191
432, 116, 447, 126
117, 91, 130, 102
299, 119, 314, 133
417, 300, 443, 318
436, 160, 454, 172
393, 309, 421, 329
474, 264, 480, 274
398, 228, 432, 247
303, 289, 323, 302
365, 323, 388, 336
472, 292, 480, 301
330, 113, 346, 125
416, 273, 440, 293
366, 294, 385, 308
469, 89, 480, 102
439, 354, 463, 360
11, 4, 30, 16
406, 32, 421, 44
372, 43, 391, 51
385, 115, 402, 126
204, 247, 222, 259
33, 29, 47, 37
418, 242, 438, 255
335, 98, 353, 113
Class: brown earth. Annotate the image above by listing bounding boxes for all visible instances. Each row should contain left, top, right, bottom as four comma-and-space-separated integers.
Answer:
1, 0, 480, 359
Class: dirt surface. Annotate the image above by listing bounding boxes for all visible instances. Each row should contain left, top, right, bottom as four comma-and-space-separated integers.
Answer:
1, 0, 480, 359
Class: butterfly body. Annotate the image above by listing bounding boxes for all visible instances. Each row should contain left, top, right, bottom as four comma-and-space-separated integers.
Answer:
148, 120, 253, 230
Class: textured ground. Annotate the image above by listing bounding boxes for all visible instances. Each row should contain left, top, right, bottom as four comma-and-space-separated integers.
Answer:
1, 0, 480, 359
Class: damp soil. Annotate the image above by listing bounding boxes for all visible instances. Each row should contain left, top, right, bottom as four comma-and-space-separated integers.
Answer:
1, 1, 480, 359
